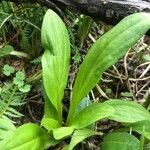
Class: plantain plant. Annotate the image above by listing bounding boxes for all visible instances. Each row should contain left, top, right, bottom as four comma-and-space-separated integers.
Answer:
1, 9, 150, 150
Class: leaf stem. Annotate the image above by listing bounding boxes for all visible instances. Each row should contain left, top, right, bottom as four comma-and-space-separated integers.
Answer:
66, 104, 76, 126
58, 104, 62, 125
10, 50, 31, 59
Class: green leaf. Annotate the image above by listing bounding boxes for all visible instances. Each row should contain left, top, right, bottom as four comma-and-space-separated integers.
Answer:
67, 13, 150, 124
53, 127, 74, 140
101, 132, 140, 150
76, 97, 91, 115
2, 65, 15, 76
77, 15, 93, 47
4, 123, 49, 150
75, 97, 95, 130
13, 71, 25, 87
19, 84, 31, 93
15, 71, 25, 80
70, 103, 115, 128
63, 129, 102, 150
143, 54, 150, 62
0, 118, 16, 146
41, 9, 70, 112
42, 86, 58, 120
129, 120, 150, 140
0, 45, 14, 58
104, 100, 150, 123
7, 107, 24, 117
41, 118, 60, 131
121, 92, 133, 98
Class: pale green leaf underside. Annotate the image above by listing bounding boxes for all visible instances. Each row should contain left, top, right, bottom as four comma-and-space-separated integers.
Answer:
104, 100, 150, 123
42, 9, 70, 111
70, 103, 115, 128
69, 13, 150, 122
3, 123, 49, 150
101, 132, 140, 150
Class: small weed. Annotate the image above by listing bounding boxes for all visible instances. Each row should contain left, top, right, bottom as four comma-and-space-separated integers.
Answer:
2, 64, 15, 76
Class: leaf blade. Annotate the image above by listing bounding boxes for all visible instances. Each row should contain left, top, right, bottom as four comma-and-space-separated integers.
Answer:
68, 13, 150, 123
70, 103, 115, 128
104, 100, 150, 123
101, 132, 140, 150
129, 120, 150, 140
41, 9, 70, 111
4, 123, 49, 150
63, 129, 102, 150
53, 127, 74, 140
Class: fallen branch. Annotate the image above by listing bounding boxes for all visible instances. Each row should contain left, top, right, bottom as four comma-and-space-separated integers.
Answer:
1, 0, 150, 34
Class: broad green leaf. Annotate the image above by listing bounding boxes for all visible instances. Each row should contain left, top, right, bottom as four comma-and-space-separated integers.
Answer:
70, 103, 115, 128
4, 123, 49, 150
41, 9, 70, 112
104, 100, 150, 123
0, 118, 16, 146
129, 120, 150, 140
53, 127, 74, 140
63, 129, 102, 150
67, 13, 150, 124
41, 118, 60, 131
101, 132, 140, 150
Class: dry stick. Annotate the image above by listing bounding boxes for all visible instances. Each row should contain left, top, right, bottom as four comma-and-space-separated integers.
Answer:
138, 64, 150, 78
127, 79, 137, 101
90, 90, 96, 101
129, 76, 150, 81
136, 81, 150, 97
113, 65, 123, 84
96, 84, 109, 99
104, 72, 126, 80
124, 49, 130, 78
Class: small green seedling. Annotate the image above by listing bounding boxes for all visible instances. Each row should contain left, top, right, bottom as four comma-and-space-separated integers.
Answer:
13, 71, 31, 93
2, 64, 15, 76
1, 10, 150, 150
13, 71, 25, 87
